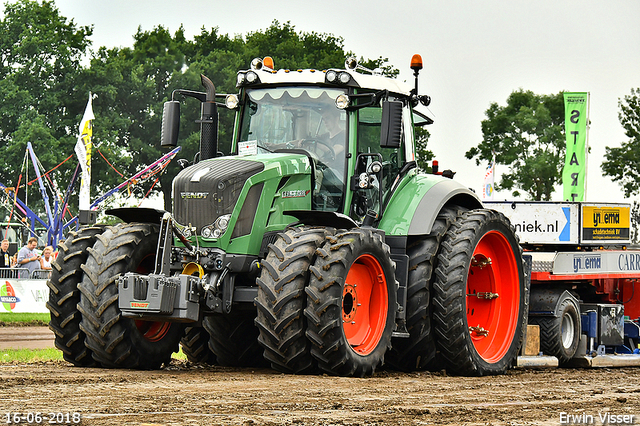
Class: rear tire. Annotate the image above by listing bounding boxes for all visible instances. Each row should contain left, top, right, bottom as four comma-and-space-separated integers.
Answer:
305, 229, 396, 377
432, 209, 528, 376
47, 225, 105, 366
386, 207, 458, 371
255, 226, 331, 374
530, 294, 580, 363
78, 223, 183, 369
203, 310, 268, 368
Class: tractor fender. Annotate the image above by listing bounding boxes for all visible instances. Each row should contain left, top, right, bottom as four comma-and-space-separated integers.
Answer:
285, 210, 359, 230
106, 207, 167, 225
379, 173, 482, 236
529, 287, 579, 318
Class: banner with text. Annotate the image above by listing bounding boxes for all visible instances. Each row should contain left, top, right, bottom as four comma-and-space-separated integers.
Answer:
562, 92, 589, 202
74, 93, 94, 211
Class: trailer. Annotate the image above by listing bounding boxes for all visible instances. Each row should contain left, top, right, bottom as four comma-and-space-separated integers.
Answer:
487, 201, 640, 367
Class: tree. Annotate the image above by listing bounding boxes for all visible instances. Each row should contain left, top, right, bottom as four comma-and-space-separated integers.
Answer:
465, 89, 565, 201
601, 88, 640, 197
414, 127, 434, 173
0, 0, 93, 218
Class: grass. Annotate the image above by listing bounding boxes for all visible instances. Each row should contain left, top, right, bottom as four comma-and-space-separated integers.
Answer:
0, 347, 63, 363
0, 312, 188, 363
0, 347, 187, 363
0, 313, 49, 325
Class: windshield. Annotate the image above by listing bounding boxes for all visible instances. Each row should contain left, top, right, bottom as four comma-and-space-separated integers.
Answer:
238, 87, 348, 211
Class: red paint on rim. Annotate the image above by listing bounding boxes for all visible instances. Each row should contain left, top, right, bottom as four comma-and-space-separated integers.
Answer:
133, 253, 171, 342
466, 230, 520, 363
342, 254, 388, 356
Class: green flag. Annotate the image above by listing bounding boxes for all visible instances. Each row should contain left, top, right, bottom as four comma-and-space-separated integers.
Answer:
562, 92, 589, 201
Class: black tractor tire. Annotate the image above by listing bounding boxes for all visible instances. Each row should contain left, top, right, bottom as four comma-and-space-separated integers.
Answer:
529, 294, 580, 363
385, 207, 459, 372
304, 229, 396, 377
432, 209, 528, 376
46, 225, 106, 366
78, 223, 183, 369
203, 310, 269, 368
255, 226, 332, 374
181, 326, 217, 365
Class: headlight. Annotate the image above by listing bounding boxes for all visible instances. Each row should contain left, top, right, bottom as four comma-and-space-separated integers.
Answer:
338, 72, 351, 84
245, 71, 258, 84
225, 94, 239, 110
202, 214, 232, 239
325, 70, 352, 86
201, 227, 213, 238
335, 94, 350, 109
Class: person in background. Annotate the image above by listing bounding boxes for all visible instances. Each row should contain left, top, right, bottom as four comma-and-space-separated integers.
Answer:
16, 237, 41, 277
0, 239, 12, 268
40, 246, 54, 270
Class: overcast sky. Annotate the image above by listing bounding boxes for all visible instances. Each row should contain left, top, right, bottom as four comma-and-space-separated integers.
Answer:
52, 0, 640, 203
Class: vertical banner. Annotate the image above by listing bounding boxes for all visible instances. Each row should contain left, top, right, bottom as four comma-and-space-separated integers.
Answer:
74, 93, 94, 211
483, 157, 495, 200
562, 92, 589, 202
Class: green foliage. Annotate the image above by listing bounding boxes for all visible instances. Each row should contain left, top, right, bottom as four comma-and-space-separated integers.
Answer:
0, 0, 93, 217
0, 7, 397, 216
601, 88, 640, 197
465, 89, 565, 201
414, 126, 433, 172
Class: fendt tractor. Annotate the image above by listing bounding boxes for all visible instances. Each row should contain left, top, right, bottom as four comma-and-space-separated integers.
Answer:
47, 54, 634, 379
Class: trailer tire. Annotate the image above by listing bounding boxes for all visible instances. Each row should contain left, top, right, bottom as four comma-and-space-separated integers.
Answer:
530, 294, 580, 363
432, 209, 528, 376
304, 229, 396, 377
255, 226, 332, 374
386, 207, 459, 371
78, 223, 183, 369
203, 310, 268, 368
47, 225, 106, 366
181, 326, 216, 364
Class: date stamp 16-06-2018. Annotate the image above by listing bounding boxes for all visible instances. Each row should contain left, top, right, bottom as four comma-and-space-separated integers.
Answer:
3, 412, 81, 424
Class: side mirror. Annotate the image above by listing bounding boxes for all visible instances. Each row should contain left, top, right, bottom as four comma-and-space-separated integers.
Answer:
380, 100, 402, 148
161, 100, 180, 147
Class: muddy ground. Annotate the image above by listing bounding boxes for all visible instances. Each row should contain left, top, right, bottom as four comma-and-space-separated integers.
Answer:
1, 328, 639, 425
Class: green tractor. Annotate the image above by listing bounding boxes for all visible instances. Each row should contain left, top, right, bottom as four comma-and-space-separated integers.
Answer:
48, 55, 528, 376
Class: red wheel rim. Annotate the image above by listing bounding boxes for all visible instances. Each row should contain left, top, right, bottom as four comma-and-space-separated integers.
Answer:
466, 231, 520, 362
132, 253, 171, 342
134, 320, 172, 342
342, 254, 388, 355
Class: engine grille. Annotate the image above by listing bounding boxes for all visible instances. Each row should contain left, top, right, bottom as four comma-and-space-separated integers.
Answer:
172, 159, 264, 232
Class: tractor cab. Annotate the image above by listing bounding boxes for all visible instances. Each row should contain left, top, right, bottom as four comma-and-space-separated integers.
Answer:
237, 86, 348, 212
230, 56, 433, 225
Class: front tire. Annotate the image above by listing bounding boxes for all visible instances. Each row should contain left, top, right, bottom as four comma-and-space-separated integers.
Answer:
203, 310, 268, 368
78, 223, 183, 369
304, 229, 396, 377
47, 225, 105, 366
255, 226, 331, 374
432, 209, 528, 376
181, 326, 217, 365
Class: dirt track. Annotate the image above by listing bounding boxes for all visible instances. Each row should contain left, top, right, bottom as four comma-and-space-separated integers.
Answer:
1, 327, 640, 425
